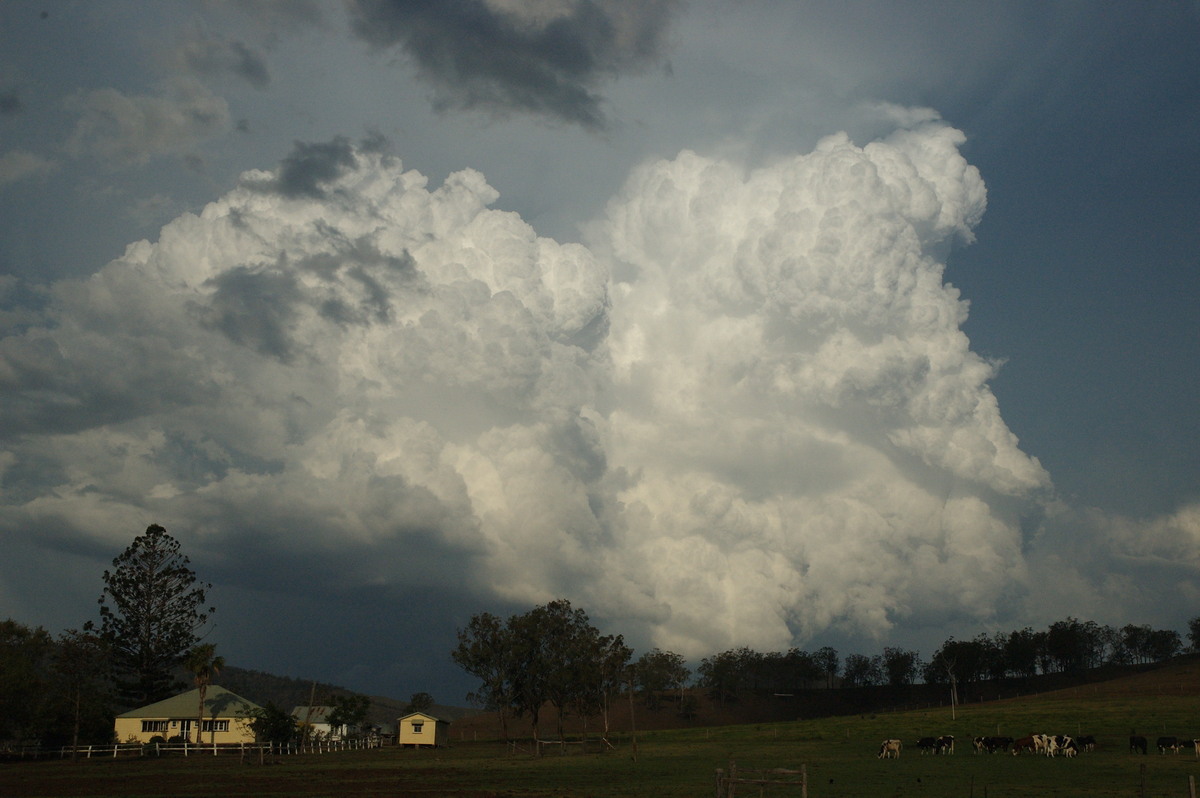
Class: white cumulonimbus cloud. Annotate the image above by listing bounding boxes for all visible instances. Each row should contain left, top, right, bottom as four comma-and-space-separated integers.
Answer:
1, 120, 1060, 658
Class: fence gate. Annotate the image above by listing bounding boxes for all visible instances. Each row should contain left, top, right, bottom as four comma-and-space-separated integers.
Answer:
715, 760, 807, 798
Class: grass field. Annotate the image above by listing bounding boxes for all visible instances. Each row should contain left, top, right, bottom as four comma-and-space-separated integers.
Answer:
4, 661, 1200, 798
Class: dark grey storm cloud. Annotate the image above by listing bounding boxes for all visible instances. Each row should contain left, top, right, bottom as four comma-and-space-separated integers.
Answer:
300, 243, 417, 327
199, 265, 304, 362
346, 0, 679, 129
223, 0, 328, 31
270, 136, 359, 199
178, 34, 271, 89
0, 89, 22, 115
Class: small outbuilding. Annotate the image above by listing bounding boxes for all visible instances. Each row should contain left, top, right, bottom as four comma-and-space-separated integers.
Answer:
114, 686, 261, 744
291, 705, 357, 741
397, 712, 448, 747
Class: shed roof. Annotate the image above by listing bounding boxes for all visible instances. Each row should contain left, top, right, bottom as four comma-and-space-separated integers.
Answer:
399, 711, 447, 723
117, 686, 261, 719
292, 706, 335, 723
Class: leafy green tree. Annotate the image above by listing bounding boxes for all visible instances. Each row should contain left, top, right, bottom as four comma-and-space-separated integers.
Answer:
1120, 624, 1154, 664
1189, 617, 1200, 653
1145, 628, 1182, 662
778, 648, 824, 690
404, 691, 435, 713
814, 646, 839, 689
53, 629, 112, 754
0, 619, 55, 742
183, 643, 224, 744
924, 637, 990, 685
451, 612, 515, 738
975, 632, 1006, 681
633, 648, 690, 709
507, 599, 607, 740
841, 653, 883, 687
591, 634, 633, 736
1002, 627, 1041, 677
249, 701, 297, 744
452, 601, 626, 742
327, 694, 371, 737
696, 647, 757, 703
1045, 617, 1090, 673
96, 524, 214, 707
881, 647, 921, 687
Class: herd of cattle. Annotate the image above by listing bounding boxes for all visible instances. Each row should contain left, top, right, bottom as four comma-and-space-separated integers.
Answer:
877, 734, 1200, 759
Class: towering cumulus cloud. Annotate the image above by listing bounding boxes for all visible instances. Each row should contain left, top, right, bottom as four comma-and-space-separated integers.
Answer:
0, 120, 1050, 659
600, 123, 1050, 654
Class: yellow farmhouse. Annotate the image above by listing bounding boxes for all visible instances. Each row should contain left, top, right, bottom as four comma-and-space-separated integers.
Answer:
114, 686, 261, 744
397, 712, 448, 747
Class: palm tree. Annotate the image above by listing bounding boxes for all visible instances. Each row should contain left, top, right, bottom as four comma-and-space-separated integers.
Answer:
184, 643, 225, 745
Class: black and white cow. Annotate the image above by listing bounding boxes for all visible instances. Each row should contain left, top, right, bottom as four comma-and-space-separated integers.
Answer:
1157, 736, 1181, 754
986, 736, 1013, 753
1057, 737, 1080, 758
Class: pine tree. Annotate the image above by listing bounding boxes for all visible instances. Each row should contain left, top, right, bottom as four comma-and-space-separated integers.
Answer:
96, 524, 213, 707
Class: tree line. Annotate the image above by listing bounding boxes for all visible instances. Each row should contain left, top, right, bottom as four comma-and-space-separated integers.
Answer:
452, 603, 1200, 733
922, 618, 1187, 686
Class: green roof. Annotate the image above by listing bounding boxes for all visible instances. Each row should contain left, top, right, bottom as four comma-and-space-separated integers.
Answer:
118, 686, 261, 719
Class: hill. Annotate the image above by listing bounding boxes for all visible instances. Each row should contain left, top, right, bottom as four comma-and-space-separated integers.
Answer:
210, 655, 1198, 740
213, 665, 480, 731
450, 655, 1200, 741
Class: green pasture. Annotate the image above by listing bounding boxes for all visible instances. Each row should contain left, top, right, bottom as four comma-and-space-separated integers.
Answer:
4, 687, 1200, 797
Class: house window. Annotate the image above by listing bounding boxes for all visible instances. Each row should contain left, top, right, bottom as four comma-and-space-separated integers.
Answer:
202, 720, 230, 733
411, 722, 423, 734
141, 720, 169, 733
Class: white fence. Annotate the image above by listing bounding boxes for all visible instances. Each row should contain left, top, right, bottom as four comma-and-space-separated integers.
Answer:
2, 737, 381, 760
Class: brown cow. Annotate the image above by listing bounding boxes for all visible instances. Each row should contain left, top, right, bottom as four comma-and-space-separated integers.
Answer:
1012, 735, 1036, 756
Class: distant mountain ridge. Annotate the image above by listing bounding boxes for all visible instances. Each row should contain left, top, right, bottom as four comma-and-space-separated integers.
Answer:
212, 665, 480, 730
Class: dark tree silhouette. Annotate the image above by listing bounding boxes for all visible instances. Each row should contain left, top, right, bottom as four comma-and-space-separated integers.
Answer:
405, 691, 435, 713
881, 647, 921, 687
96, 524, 213, 707
453, 600, 628, 742
55, 629, 111, 755
634, 648, 690, 708
451, 611, 515, 738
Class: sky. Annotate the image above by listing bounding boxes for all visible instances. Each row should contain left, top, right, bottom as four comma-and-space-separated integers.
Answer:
1, 0, 1198, 703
